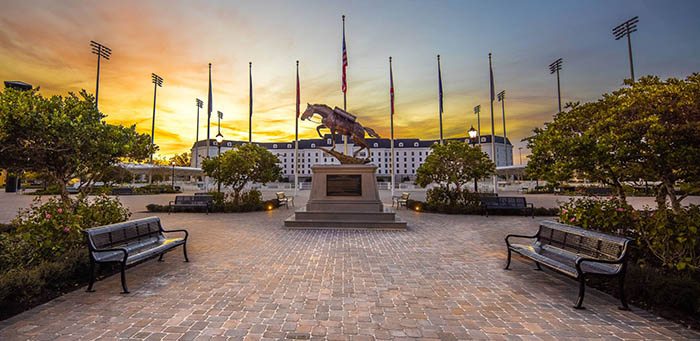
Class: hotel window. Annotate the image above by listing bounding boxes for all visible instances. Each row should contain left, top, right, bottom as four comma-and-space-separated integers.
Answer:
327, 138, 331, 144
413, 142, 419, 147
287, 144, 292, 148
398, 142, 404, 147
273, 144, 277, 148
311, 143, 316, 148
374, 143, 378, 148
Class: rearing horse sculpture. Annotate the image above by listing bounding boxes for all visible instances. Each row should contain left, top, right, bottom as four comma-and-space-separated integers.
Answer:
300, 104, 380, 160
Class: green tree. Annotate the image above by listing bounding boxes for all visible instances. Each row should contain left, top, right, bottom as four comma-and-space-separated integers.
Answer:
201, 143, 281, 205
0, 88, 155, 204
526, 74, 700, 211
170, 152, 191, 167
415, 141, 495, 203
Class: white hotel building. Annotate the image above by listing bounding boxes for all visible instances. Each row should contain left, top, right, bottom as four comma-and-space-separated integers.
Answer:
191, 134, 513, 182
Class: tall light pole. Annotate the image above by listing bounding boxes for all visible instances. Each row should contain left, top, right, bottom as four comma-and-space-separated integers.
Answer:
549, 58, 563, 113
497, 90, 507, 165
195, 98, 203, 168
474, 105, 481, 146
215, 133, 223, 193
519, 147, 523, 165
217, 111, 223, 134
149, 73, 163, 165
90, 41, 111, 110
613, 16, 639, 81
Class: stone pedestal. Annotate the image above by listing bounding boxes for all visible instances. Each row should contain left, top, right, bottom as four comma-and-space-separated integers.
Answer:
284, 165, 406, 229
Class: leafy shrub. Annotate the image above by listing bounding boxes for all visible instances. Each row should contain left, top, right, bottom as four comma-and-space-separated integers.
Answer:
0, 196, 130, 319
558, 197, 638, 237
637, 205, 700, 272
423, 187, 481, 214
146, 190, 276, 213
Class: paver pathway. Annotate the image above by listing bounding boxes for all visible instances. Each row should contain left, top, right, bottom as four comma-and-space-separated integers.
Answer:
1, 207, 698, 340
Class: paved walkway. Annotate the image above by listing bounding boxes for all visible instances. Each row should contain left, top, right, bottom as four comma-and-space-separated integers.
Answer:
1, 202, 697, 339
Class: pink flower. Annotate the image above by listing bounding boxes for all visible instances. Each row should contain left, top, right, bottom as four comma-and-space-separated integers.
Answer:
633, 216, 639, 221
650, 212, 654, 217
63, 227, 70, 233
616, 207, 624, 212
562, 209, 568, 215
569, 217, 576, 222
29, 203, 34, 208
77, 215, 83, 219
45, 213, 51, 219
57, 208, 63, 213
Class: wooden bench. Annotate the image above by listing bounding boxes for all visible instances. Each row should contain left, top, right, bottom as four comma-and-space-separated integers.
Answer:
505, 220, 631, 310
480, 196, 534, 218
83, 216, 189, 293
169, 195, 213, 214
276, 192, 294, 209
392, 192, 410, 209
111, 187, 133, 195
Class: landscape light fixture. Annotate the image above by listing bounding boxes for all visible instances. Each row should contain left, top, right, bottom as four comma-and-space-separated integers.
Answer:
195, 98, 203, 168
612, 16, 639, 81
549, 58, 563, 113
468, 126, 478, 140
90, 40, 111, 110
215, 133, 224, 193
171, 161, 176, 189
149, 73, 163, 168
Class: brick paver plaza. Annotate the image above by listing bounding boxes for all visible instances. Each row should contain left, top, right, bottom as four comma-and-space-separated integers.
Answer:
1, 195, 698, 340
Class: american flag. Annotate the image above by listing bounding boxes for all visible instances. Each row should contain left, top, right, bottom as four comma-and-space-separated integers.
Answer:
390, 58, 395, 116
341, 21, 348, 93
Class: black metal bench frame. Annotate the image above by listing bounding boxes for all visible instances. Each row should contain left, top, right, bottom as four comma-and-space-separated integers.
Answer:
169, 195, 213, 214
480, 196, 534, 218
504, 220, 631, 310
112, 187, 133, 195
276, 192, 295, 209
83, 216, 189, 294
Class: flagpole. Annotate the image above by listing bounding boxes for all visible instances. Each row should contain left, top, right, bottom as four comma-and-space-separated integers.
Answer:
295, 60, 299, 196
249, 61, 253, 143
206, 63, 212, 191
342, 15, 348, 155
489, 53, 498, 195
389, 56, 395, 198
437, 54, 444, 145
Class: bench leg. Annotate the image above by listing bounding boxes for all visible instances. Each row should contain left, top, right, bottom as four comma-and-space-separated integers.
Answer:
183, 243, 189, 262
86, 258, 96, 292
158, 253, 164, 262
618, 275, 630, 310
120, 262, 129, 294
574, 275, 586, 309
535, 262, 543, 271
504, 249, 512, 270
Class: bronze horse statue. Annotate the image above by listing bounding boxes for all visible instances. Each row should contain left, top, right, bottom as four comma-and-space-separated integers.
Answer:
301, 104, 380, 160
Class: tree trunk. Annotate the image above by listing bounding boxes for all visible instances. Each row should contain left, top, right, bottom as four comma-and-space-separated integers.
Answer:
663, 179, 682, 213
655, 183, 667, 210
56, 178, 71, 206
611, 178, 626, 203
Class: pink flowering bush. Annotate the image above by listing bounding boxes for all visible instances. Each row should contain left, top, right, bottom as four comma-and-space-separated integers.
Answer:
558, 197, 637, 236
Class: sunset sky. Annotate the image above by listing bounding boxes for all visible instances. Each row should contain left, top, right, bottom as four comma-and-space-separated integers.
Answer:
2, 0, 699, 158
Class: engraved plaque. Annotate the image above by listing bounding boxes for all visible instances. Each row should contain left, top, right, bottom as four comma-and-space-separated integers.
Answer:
326, 174, 362, 196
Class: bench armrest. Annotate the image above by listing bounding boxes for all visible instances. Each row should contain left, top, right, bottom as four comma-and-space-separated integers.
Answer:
505, 233, 539, 247
90, 247, 128, 262
162, 228, 189, 241
575, 254, 627, 275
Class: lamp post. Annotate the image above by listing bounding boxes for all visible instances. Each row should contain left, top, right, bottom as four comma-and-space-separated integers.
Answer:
217, 111, 223, 134
612, 16, 639, 81
195, 98, 203, 168
468, 125, 478, 192
215, 133, 223, 193
90, 40, 111, 110
170, 161, 175, 189
549, 58, 563, 113
473, 105, 481, 145
149, 73, 163, 184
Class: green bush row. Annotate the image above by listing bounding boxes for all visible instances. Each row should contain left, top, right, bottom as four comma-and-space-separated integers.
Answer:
404, 187, 558, 216
146, 189, 279, 213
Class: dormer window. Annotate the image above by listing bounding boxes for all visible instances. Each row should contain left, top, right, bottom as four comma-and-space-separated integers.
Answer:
327, 138, 331, 145
398, 142, 404, 147
413, 142, 419, 147
226, 142, 232, 147
287, 144, 292, 148
311, 143, 316, 148
373, 143, 378, 148
273, 144, 278, 149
